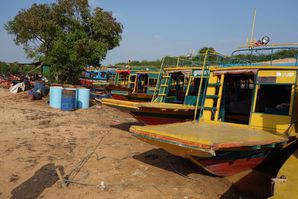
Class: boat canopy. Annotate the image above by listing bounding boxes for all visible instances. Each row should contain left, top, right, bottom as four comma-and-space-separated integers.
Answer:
115, 69, 131, 74
213, 69, 258, 75
165, 69, 192, 77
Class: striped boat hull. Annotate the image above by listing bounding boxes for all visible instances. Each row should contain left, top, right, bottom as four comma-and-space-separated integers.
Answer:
111, 94, 128, 100
132, 131, 274, 176
111, 92, 152, 102
127, 93, 152, 102
131, 109, 194, 125
191, 150, 271, 176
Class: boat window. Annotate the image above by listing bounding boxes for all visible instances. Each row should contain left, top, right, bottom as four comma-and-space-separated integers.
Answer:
90, 72, 98, 78
188, 77, 207, 96
220, 74, 255, 124
167, 72, 186, 103
148, 78, 157, 87
129, 74, 136, 83
108, 73, 115, 83
136, 74, 148, 93
118, 73, 129, 86
255, 84, 291, 115
128, 74, 136, 89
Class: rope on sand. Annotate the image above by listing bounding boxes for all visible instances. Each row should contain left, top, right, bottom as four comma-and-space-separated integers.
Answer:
55, 128, 202, 191
56, 128, 112, 189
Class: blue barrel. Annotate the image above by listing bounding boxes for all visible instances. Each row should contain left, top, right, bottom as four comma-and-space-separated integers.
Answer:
64, 88, 78, 109
50, 86, 63, 108
61, 89, 77, 111
77, 88, 90, 109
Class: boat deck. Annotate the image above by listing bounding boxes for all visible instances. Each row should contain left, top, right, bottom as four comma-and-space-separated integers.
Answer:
130, 121, 288, 149
101, 98, 140, 110
137, 102, 195, 110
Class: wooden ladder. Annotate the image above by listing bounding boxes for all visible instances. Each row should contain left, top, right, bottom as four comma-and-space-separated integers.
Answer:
157, 75, 170, 102
202, 73, 224, 121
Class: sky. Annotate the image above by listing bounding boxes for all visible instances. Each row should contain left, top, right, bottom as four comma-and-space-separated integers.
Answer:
0, 0, 298, 65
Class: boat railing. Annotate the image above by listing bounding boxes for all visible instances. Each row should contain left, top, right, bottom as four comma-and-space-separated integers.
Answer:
151, 52, 227, 102
220, 45, 298, 67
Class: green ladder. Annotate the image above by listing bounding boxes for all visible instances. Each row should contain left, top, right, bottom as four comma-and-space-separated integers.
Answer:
156, 75, 170, 102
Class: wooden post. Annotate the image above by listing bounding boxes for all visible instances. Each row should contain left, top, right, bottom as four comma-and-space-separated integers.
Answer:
56, 168, 67, 188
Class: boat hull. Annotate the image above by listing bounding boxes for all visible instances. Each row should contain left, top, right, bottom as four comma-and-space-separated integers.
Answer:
131, 107, 195, 125
130, 121, 288, 176
111, 94, 153, 102
134, 132, 271, 176
79, 78, 109, 88
126, 93, 152, 102
111, 93, 129, 100
110, 88, 152, 102
190, 150, 270, 176
106, 85, 133, 92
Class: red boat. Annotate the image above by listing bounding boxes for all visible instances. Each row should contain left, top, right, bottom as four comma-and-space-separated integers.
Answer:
130, 67, 207, 124
131, 102, 195, 125
102, 70, 160, 109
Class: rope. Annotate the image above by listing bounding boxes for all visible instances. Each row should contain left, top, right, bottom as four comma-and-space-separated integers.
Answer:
65, 128, 112, 182
57, 129, 203, 190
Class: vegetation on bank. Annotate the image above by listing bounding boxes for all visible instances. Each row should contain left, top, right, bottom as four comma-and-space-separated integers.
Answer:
1, 48, 297, 76
5, 0, 123, 84
115, 48, 298, 67
0, 61, 40, 76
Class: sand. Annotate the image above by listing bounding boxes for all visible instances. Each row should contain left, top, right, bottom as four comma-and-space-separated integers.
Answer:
0, 88, 238, 199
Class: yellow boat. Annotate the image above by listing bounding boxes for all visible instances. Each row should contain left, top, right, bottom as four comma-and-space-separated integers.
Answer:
130, 43, 298, 177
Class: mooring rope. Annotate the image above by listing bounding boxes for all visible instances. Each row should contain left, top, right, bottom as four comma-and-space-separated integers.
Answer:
61, 128, 112, 184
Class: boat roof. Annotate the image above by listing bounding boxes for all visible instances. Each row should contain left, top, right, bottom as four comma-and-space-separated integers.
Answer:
163, 66, 203, 71
86, 69, 110, 72
130, 121, 288, 150
137, 102, 195, 110
135, 71, 160, 74
115, 69, 131, 74
235, 43, 298, 52
211, 65, 298, 72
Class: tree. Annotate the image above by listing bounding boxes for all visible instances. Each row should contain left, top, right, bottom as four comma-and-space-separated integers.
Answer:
198, 47, 215, 55
5, 0, 123, 83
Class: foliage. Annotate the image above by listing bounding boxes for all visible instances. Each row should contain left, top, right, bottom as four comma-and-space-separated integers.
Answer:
0, 62, 10, 74
115, 47, 298, 67
198, 47, 215, 55
116, 60, 162, 67
115, 47, 219, 67
5, 0, 123, 83
0, 61, 40, 76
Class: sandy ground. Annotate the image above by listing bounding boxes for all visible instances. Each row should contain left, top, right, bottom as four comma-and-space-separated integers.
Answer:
0, 88, 240, 199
